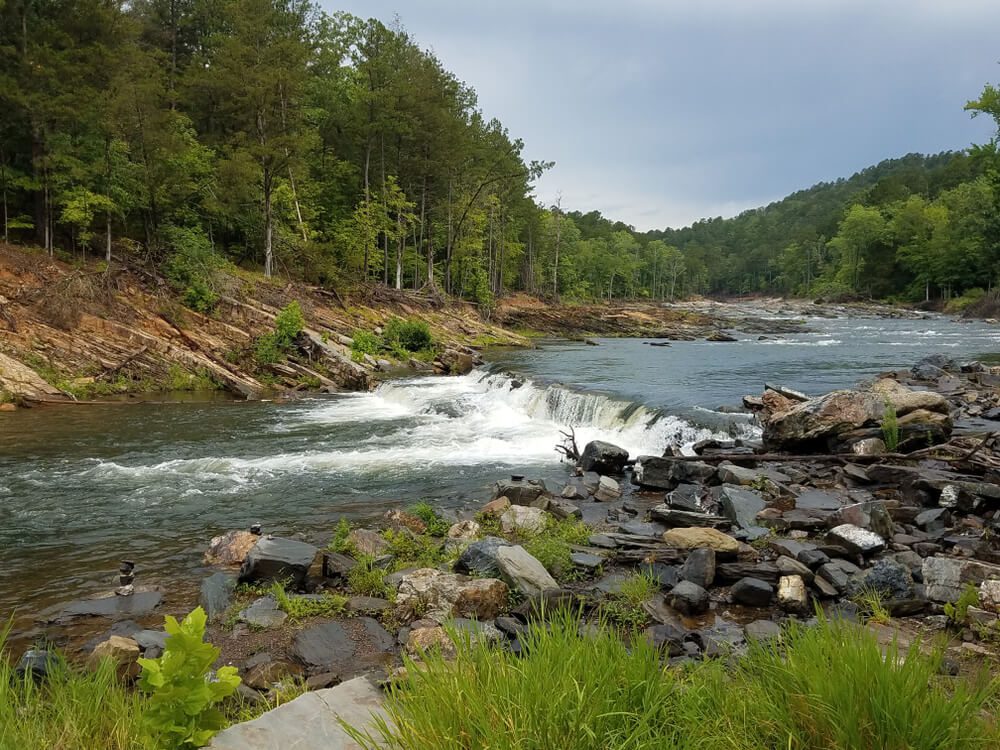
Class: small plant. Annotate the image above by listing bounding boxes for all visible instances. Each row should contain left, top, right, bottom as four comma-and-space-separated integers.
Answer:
408, 501, 451, 536
382, 529, 447, 569
853, 585, 892, 625
269, 583, 348, 621
138, 606, 241, 750
328, 518, 354, 554
383, 317, 433, 353
162, 224, 220, 313
882, 399, 900, 452
255, 301, 305, 366
944, 584, 980, 625
474, 511, 502, 537
600, 571, 658, 630
347, 555, 390, 598
351, 330, 381, 363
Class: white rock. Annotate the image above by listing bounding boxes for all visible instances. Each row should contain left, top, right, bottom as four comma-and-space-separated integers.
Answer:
777, 575, 809, 614
594, 475, 622, 502
827, 524, 885, 556
500, 505, 547, 535
395, 568, 507, 620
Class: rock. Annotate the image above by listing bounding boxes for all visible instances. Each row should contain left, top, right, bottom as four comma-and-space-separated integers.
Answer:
579, 440, 629, 475
651, 504, 728, 528
447, 520, 481, 540
454, 536, 507, 577
795, 490, 842, 511
200, 572, 236, 621
680, 548, 716, 588
239, 597, 287, 629
395, 568, 508, 620
346, 529, 388, 558
57, 590, 162, 622
15, 649, 56, 682
205, 530, 259, 566
383, 509, 427, 534
833, 500, 894, 540
495, 545, 559, 597
851, 438, 887, 456
922, 556, 1000, 603
744, 620, 782, 641
849, 558, 913, 600
827, 524, 885, 557
481, 496, 511, 516
239, 537, 319, 587
669, 580, 709, 614
322, 551, 357, 581
870, 378, 950, 415
87, 635, 140, 681
588, 533, 618, 549
718, 485, 766, 534
762, 389, 884, 451
643, 623, 688, 656
547, 499, 582, 520
346, 596, 392, 614
500, 505, 547, 535
439, 349, 476, 375
778, 575, 809, 614
492, 477, 547, 506
594, 475, 622, 502
406, 626, 457, 658
243, 659, 303, 691
979, 580, 1000, 614
716, 562, 780, 584
207, 674, 388, 749
731, 577, 773, 607
514, 589, 583, 621
618, 520, 664, 538
292, 619, 395, 677
817, 559, 862, 593
706, 331, 737, 342
570, 552, 604, 571
775, 555, 813, 583
633, 456, 716, 490
915, 508, 950, 532
662, 527, 740, 554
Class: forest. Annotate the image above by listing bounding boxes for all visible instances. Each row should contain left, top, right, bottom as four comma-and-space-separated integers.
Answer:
1, 0, 999, 308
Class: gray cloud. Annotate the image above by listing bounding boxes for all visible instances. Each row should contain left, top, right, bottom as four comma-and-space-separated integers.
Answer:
326, 0, 1000, 230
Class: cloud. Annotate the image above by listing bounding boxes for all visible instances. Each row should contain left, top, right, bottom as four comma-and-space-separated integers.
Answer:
326, 0, 1000, 230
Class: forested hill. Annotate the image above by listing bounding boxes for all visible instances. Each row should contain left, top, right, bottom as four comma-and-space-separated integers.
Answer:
1, 1, 998, 309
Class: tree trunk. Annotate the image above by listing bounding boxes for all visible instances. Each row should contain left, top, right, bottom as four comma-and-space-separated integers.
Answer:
363, 141, 371, 278
552, 207, 562, 300
106, 212, 112, 262
395, 212, 403, 290
445, 176, 453, 294
263, 167, 273, 278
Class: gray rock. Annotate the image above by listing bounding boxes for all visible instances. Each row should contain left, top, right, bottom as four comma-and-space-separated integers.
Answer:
493, 477, 547, 506
15, 649, 56, 682
775, 555, 813, 583
680, 548, 716, 589
580, 440, 629, 475
744, 619, 782, 641
570, 552, 604, 571
795, 490, 842, 511
827, 524, 885, 557
915, 508, 950, 532
716, 463, 764, 486
346, 596, 392, 614
650, 504, 729, 528
667, 483, 707, 512
239, 597, 287, 629
634, 456, 716, 490
495, 545, 559, 597
731, 577, 773, 607
617, 520, 664, 538
548, 499, 582, 520
322, 551, 357, 581
588, 533, 618, 549
239, 537, 319, 587
716, 562, 780, 584
200, 572, 235, 621
818, 559, 862, 593
849, 558, 913, 600
292, 619, 394, 677
207, 674, 388, 749
594, 475, 622, 502
454, 536, 506, 577
798, 548, 830, 569
135, 629, 168, 652
643, 623, 688, 656
922, 556, 1000, 603
669, 580, 709, 614
56, 591, 162, 622
718, 485, 766, 533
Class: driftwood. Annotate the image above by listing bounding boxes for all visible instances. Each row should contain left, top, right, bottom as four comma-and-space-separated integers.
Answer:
96, 346, 149, 381
556, 426, 580, 462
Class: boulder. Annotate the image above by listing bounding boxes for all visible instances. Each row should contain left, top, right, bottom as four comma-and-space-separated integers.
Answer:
395, 568, 508, 620
454, 536, 507, 577
680, 548, 716, 589
922, 556, 1000, 603
88, 636, 140, 681
775, 555, 813, 583
849, 558, 913, 600
481, 496, 511, 515
346, 529, 388, 557
406, 625, 457, 658
239, 536, 319, 587
492, 477, 547, 506
979, 579, 1000, 614
495, 545, 559, 597
199, 572, 235, 621
777, 575, 809, 614
870, 378, 950, 415
579, 440, 629, 475
593, 475, 622, 502
762, 389, 884, 451
447, 520, 481, 540
662, 527, 740, 554
204, 530, 259, 566
292, 619, 394, 677
817, 559, 862, 593
718, 485, 767, 536
239, 597, 287, 629
669, 581, 709, 614
500, 505, 547, 535
633, 456, 717, 490
547, 499, 582, 520
322, 551, 357, 581
731, 577, 773, 607
826, 524, 885, 557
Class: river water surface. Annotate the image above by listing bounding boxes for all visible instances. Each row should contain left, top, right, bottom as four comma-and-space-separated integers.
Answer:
2, 314, 999, 621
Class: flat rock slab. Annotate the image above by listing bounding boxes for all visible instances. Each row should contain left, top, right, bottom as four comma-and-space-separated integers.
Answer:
795, 490, 843, 511
56, 591, 162, 622
208, 674, 388, 749
293, 618, 395, 677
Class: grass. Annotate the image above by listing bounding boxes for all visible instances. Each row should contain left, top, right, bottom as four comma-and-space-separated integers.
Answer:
347, 555, 391, 598
853, 585, 892, 625
945, 584, 981, 625
408, 502, 451, 537
522, 517, 592, 582
328, 518, 354, 554
0, 624, 154, 750
269, 583, 348, 621
600, 571, 658, 630
382, 529, 448, 570
351, 612, 1000, 750
882, 399, 900, 452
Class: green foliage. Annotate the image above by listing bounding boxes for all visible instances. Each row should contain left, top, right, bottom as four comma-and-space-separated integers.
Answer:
408, 501, 451, 536
269, 583, 348, 621
382, 529, 447, 569
384, 317, 433, 354
166, 364, 220, 392
599, 570, 657, 629
944, 584, 981, 625
347, 555, 390, 598
352, 613, 1000, 750
882, 400, 900, 452
0, 621, 155, 749
521, 517, 592, 581
853, 585, 892, 625
351, 330, 381, 363
945, 287, 987, 313
163, 225, 220, 313
328, 519, 354, 554
254, 301, 305, 366
137, 607, 240, 750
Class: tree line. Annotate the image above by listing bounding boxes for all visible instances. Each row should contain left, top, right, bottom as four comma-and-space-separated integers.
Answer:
1, 1, 998, 308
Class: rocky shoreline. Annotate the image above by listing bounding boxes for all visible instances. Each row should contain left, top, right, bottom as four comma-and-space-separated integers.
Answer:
15, 350, 1000, 736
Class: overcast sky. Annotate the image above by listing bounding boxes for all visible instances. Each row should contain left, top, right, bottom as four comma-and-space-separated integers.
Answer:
328, 0, 1000, 231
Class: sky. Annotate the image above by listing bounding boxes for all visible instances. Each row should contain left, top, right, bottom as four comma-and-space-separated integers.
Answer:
328, 0, 1000, 231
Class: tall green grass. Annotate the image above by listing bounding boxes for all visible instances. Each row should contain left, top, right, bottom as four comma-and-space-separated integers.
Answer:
353, 612, 1000, 749
0, 624, 153, 750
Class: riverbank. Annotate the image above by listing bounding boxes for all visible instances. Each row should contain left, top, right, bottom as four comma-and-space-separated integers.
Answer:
9, 351, 1000, 744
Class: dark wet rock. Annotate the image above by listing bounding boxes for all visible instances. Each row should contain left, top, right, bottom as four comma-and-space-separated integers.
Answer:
744, 619, 782, 641
493, 477, 548, 506
716, 463, 763, 486
651, 504, 729, 528
795, 490, 842, 511
812, 575, 840, 598
16, 649, 56, 682
454, 536, 507, 577
617, 520, 665, 538
731, 577, 774, 606
706, 331, 738, 342
669, 581, 709, 614
680, 548, 716, 589
781, 508, 834, 531
718, 485, 766, 537
915, 508, 951, 532
775, 555, 814, 583
769, 538, 814, 559
292, 618, 395, 677
580, 440, 629, 475
495, 616, 527, 637
667, 483, 708, 512
239, 537, 319, 587
322, 551, 357, 581
570, 552, 604, 571
637, 562, 681, 588
643, 623, 688, 656
239, 597, 287, 629
200, 572, 236, 621
588, 533, 618, 549
634, 456, 716, 490
849, 558, 914, 600
57, 590, 162, 622
817, 559, 862, 593
843, 463, 872, 483
696, 619, 747, 658
827, 524, 885, 557
593, 572, 631, 596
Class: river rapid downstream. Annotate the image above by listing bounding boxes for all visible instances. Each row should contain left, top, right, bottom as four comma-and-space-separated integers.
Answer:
2, 314, 1000, 622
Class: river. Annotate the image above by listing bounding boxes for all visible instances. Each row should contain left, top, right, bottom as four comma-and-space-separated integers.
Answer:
2, 314, 999, 623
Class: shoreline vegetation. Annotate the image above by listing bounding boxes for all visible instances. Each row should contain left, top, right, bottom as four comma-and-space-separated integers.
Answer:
6, 349, 1000, 747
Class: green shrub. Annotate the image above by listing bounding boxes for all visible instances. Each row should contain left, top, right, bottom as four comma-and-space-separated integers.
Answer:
347, 555, 390, 598
599, 570, 657, 629
328, 519, 354, 554
138, 606, 241, 750
382, 529, 447, 569
351, 330, 381, 363
269, 583, 348, 621
254, 301, 306, 366
945, 287, 986, 314
944, 584, 981, 625
882, 399, 900, 452
351, 613, 1000, 750
408, 501, 451, 536
384, 317, 433, 353
162, 224, 220, 313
